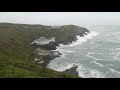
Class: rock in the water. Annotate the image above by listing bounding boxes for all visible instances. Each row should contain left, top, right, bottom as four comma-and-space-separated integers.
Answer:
63, 64, 79, 76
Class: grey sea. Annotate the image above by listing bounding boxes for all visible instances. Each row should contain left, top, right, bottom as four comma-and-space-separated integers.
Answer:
48, 25, 120, 78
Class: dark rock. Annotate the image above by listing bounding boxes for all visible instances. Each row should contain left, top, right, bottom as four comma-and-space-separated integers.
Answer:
41, 55, 51, 67
34, 28, 90, 67
37, 50, 62, 67
38, 42, 57, 50
63, 64, 79, 76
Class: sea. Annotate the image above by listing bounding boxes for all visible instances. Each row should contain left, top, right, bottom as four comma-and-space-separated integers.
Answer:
47, 25, 120, 78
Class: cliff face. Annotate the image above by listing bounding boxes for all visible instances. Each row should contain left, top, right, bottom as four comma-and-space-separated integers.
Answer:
33, 48, 62, 67
63, 64, 79, 77
49, 25, 90, 46
29, 24, 90, 68
30, 24, 90, 50
0, 23, 89, 78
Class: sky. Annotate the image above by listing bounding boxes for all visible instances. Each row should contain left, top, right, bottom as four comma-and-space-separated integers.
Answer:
0, 12, 120, 26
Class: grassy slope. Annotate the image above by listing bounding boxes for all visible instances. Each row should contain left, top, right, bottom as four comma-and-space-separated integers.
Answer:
0, 23, 88, 78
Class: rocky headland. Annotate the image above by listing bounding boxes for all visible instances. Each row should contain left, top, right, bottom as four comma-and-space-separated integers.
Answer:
32, 47, 62, 67
0, 23, 90, 78
29, 25, 90, 77
63, 64, 79, 76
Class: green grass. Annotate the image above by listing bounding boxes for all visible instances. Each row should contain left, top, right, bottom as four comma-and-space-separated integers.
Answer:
0, 54, 78, 78
0, 23, 89, 78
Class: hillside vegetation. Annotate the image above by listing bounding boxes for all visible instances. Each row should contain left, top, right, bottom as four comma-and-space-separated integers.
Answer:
0, 23, 89, 78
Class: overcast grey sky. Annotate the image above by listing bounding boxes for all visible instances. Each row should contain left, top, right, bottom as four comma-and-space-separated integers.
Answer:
0, 12, 120, 26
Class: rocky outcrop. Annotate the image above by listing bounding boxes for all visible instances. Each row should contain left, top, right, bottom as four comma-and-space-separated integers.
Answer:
30, 37, 55, 45
63, 64, 79, 77
33, 48, 62, 67
30, 24, 90, 69
37, 42, 57, 50
31, 28, 90, 68
41, 51, 62, 67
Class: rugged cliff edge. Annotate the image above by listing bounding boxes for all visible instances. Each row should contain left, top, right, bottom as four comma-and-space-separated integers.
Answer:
63, 64, 79, 77
0, 23, 89, 78
32, 48, 62, 67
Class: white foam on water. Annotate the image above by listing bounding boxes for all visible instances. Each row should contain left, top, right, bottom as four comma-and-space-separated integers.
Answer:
55, 31, 100, 58
69, 31, 100, 47
66, 50, 76, 53
109, 68, 120, 74
104, 64, 114, 67
48, 30, 104, 78
48, 63, 105, 78
112, 49, 120, 60
115, 48, 120, 51
86, 52, 108, 61
91, 61, 104, 67
76, 64, 105, 78
47, 63, 76, 72
56, 31, 100, 49
114, 52, 120, 60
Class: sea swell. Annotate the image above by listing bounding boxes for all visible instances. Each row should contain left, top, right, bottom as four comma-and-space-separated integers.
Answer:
48, 31, 101, 78
57, 31, 99, 48
54, 31, 100, 56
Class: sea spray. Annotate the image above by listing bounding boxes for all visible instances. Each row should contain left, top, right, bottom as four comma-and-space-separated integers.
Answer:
48, 62, 105, 78
48, 26, 120, 78
57, 31, 99, 48
48, 31, 100, 78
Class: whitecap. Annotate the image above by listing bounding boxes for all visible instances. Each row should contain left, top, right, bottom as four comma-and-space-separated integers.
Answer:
48, 30, 102, 78
47, 63, 76, 72
56, 31, 100, 48
109, 68, 120, 74
66, 50, 76, 53
69, 31, 100, 47
76, 64, 105, 78
90, 61, 104, 67
48, 63, 105, 78
86, 52, 109, 61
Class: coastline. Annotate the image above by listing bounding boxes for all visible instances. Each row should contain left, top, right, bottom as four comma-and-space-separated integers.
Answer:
0, 23, 90, 78
32, 31, 91, 77
47, 31, 100, 77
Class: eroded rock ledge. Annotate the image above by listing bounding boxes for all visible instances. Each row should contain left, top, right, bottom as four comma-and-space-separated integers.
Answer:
29, 25, 90, 77
33, 48, 62, 67
63, 64, 79, 77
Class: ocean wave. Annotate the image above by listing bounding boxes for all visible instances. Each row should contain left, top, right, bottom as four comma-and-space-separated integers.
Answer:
104, 64, 114, 67
47, 63, 75, 71
90, 61, 104, 67
57, 31, 100, 48
54, 31, 100, 58
113, 52, 120, 60
109, 68, 120, 74
48, 63, 105, 78
76, 64, 105, 78
69, 31, 99, 46
48, 31, 103, 78
66, 50, 76, 53
86, 52, 109, 61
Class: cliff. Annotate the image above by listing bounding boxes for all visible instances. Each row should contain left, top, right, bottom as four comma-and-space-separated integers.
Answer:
0, 23, 89, 78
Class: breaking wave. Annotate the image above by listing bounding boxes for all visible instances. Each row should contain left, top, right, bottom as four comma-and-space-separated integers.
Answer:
57, 31, 99, 48
55, 31, 100, 57
47, 63, 105, 78
48, 31, 101, 78
48, 26, 120, 78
